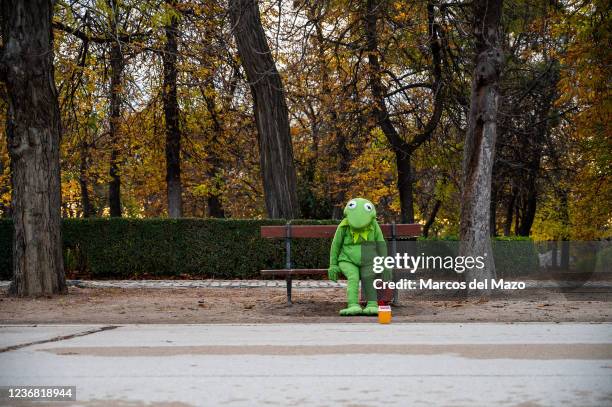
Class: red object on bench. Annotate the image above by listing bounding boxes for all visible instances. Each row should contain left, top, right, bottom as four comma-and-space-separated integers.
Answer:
261, 222, 421, 304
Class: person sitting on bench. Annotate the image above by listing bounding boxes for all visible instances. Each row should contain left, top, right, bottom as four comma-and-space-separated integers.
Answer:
328, 198, 389, 316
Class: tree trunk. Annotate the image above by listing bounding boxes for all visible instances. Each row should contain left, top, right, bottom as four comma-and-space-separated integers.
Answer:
514, 199, 520, 234
395, 151, 415, 223
423, 199, 442, 238
331, 133, 351, 219
229, 0, 300, 219
202, 91, 226, 218
551, 241, 558, 269
503, 186, 516, 236
0, 158, 10, 218
490, 183, 498, 236
207, 195, 225, 218
108, 40, 123, 217
459, 0, 504, 288
517, 175, 537, 236
364, 0, 443, 223
364, 0, 412, 222
79, 141, 93, 217
162, 0, 182, 218
517, 64, 558, 236
559, 188, 570, 270
1, 0, 66, 296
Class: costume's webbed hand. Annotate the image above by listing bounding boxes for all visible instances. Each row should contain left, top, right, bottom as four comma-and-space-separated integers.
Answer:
328, 265, 341, 282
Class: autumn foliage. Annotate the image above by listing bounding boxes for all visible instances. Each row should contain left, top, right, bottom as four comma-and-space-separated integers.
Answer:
0, 0, 609, 240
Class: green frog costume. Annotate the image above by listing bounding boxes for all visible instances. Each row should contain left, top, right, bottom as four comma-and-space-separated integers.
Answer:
328, 198, 389, 316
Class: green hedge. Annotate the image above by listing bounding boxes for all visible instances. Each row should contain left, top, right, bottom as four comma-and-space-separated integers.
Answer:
0, 219, 539, 280
417, 235, 539, 277
0, 219, 337, 280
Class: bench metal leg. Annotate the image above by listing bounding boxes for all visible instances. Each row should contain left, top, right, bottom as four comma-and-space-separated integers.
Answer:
391, 268, 401, 306
392, 278, 399, 306
286, 275, 292, 305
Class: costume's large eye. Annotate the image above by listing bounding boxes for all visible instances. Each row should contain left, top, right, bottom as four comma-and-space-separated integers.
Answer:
347, 200, 357, 209
364, 203, 373, 212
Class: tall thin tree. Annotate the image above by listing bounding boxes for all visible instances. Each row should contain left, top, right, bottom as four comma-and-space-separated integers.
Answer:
107, 0, 124, 217
459, 0, 504, 288
1, 0, 67, 296
162, 0, 182, 218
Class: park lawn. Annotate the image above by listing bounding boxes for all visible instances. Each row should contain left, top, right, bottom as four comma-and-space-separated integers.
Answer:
0, 286, 609, 324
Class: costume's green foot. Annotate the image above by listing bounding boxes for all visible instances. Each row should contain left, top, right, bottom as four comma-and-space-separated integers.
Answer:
339, 304, 363, 316
361, 301, 379, 316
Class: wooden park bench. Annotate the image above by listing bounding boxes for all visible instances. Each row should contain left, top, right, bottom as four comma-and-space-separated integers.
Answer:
261, 222, 421, 304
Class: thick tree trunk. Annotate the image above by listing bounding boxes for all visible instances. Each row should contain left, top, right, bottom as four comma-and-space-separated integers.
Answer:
108, 41, 123, 217
1, 0, 66, 296
229, 0, 300, 219
162, 0, 182, 218
459, 0, 504, 287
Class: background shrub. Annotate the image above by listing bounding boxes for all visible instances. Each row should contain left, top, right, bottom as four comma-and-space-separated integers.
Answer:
0, 219, 541, 280
416, 235, 540, 277
0, 218, 337, 280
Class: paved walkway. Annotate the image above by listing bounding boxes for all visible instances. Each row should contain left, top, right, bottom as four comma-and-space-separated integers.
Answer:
1, 279, 611, 290
1, 323, 611, 406
0, 279, 345, 289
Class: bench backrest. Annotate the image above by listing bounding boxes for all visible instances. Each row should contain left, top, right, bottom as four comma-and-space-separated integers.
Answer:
261, 223, 421, 239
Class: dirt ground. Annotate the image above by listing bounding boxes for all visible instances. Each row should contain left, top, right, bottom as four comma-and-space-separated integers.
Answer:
1, 286, 610, 324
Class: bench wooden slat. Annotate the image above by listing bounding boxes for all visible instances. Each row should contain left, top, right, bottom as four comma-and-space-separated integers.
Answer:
261, 223, 421, 238
379, 223, 421, 237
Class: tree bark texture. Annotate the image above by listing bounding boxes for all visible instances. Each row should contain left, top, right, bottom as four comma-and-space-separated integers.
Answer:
229, 0, 300, 219
459, 0, 504, 285
162, 0, 182, 218
1, 0, 67, 296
